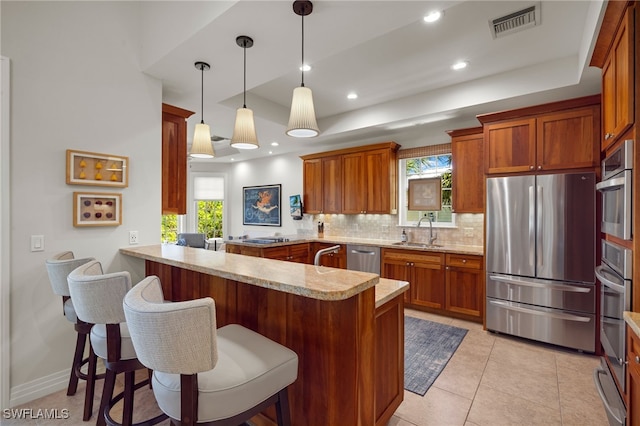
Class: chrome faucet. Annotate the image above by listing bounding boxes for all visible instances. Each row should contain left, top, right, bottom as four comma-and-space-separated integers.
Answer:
416, 213, 437, 245
314, 245, 341, 266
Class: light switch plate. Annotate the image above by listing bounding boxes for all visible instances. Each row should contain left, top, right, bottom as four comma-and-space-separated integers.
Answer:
31, 235, 44, 252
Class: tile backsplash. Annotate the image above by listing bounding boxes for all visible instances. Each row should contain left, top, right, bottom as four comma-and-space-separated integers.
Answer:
295, 213, 484, 247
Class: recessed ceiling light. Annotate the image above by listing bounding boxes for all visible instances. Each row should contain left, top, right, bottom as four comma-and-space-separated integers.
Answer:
347, 92, 358, 100
271, 141, 279, 146
299, 64, 311, 72
452, 61, 468, 70
423, 11, 442, 23
269, 151, 273, 155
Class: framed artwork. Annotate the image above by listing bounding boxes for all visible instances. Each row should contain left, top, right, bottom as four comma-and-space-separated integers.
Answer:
73, 192, 122, 227
243, 184, 281, 226
408, 177, 442, 211
66, 149, 129, 187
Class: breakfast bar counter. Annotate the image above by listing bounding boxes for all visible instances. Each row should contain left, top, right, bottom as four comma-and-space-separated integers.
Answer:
121, 244, 408, 426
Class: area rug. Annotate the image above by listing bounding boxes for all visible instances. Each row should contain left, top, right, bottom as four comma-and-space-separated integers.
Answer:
404, 316, 468, 396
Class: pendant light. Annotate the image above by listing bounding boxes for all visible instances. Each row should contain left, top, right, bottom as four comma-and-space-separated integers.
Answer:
231, 36, 259, 149
190, 61, 215, 158
286, 0, 319, 138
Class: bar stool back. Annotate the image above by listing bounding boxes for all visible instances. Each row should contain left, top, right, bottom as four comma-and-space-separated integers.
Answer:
45, 251, 99, 421
123, 275, 299, 425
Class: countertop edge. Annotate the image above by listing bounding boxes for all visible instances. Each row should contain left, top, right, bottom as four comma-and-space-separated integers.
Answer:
120, 245, 379, 301
624, 311, 640, 337
375, 278, 409, 308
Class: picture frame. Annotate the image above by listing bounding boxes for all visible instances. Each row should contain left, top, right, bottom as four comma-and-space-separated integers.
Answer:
73, 192, 122, 227
408, 177, 442, 211
243, 184, 281, 226
66, 149, 129, 187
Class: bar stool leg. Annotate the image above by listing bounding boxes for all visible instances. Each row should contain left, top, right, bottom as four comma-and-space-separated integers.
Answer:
98, 369, 117, 426
68, 331, 87, 396
83, 345, 98, 421
122, 371, 135, 426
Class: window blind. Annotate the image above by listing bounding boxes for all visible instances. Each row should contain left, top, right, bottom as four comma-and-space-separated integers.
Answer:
194, 176, 224, 200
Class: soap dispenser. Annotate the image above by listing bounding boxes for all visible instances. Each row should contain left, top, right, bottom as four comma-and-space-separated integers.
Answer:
401, 229, 407, 242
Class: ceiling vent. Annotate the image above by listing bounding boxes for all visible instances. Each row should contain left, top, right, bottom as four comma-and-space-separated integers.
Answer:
490, 2, 541, 39
211, 135, 240, 158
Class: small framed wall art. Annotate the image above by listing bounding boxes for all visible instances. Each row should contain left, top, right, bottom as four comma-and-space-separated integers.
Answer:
66, 149, 129, 187
73, 192, 122, 227
408, 177, 442, 211
243, 184, 281, 226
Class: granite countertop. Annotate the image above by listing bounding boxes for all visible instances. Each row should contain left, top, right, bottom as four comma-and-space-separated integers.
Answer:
375, 278, 409, 308
624, 311, 640, 337
121, 244, 384, 302
226, 235, 484, 256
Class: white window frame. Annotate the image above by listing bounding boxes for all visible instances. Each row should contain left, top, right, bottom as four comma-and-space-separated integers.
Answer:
398, 154, 456, 228
187, 172, 228, 239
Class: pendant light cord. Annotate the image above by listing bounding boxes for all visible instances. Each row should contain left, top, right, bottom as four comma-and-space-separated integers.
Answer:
301, 12, 305, 87
200, 64, 205, 124
243, 41, 247, 108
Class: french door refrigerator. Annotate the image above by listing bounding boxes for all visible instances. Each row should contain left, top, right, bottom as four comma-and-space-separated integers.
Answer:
485, 172, 597, 352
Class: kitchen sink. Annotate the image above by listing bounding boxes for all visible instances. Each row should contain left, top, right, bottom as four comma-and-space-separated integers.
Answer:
392, 242, 443, 248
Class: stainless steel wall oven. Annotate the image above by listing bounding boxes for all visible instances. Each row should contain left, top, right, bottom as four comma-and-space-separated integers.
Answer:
594, 240, 633, 426
596, 139, 633, 240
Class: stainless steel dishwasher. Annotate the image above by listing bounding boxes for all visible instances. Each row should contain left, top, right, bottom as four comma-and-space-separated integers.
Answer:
346, 245, 380, 274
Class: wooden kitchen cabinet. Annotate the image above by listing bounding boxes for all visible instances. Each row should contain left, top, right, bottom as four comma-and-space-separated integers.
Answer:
343, 148, 398, 214
601, 7, 634, 151
628, 324, 640, 426
313, 242, 346, 268
448, 127, 484, 213
301, 156, 342, 214
479, 96, 600, 175
381, 249, 445, 309
162, 103, 194, 215
301, 142, 399, 215
445, 253, 483, 320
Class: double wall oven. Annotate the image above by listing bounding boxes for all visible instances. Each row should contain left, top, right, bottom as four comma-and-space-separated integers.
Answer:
594, 139, 633, 426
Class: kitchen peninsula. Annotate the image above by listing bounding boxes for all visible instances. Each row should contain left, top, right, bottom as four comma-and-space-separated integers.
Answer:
120, 244, 408, 426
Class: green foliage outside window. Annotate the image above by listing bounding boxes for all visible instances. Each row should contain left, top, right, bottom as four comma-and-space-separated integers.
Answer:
197, 200, 223, 239
161, 214, 178, 243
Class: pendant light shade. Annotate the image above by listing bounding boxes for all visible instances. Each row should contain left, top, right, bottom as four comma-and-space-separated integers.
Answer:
286, 0, 319, 138
231, 36, 259, 149
190, 61, 215, 158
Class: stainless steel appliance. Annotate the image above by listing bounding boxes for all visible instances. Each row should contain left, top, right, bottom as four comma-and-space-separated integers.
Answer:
485, 172, 597, 352
594, 240, 633, 426
346, 245, 380, 274
596, 139, 633, 240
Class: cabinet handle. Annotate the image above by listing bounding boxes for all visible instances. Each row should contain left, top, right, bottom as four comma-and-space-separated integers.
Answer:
462, 259, 467, 263
605, 133, 615, 140
537, 166, 542, 170
636, 356, 640, 364
446, 266, 450, 270
529, 165, 534, 170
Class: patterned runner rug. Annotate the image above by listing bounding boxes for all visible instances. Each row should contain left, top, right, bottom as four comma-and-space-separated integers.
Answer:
404, 316, 468, 396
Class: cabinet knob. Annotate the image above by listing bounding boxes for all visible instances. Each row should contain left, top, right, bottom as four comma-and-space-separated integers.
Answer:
605, 133, 615, 140
537, 166, 542, 170
636, 355, 640, 364
462, 259, 467, 263
446, 266, 450, 270
529, 165, 534, 170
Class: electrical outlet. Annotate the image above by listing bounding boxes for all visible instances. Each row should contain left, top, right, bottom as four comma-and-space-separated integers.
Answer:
129, 231, 139, 245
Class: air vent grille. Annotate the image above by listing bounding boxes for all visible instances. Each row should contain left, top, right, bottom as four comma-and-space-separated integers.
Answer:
490, 3, 540, 39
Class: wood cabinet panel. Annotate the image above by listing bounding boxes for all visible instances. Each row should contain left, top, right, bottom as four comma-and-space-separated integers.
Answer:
484, 118, 536, 174
162, 104, 194, 215
602, 8, 634, 150
445, 254, 483, 319
629, 325, 640, 426
313, 242, 346, 269
449, 127, 484, 213
536, 106, 600, 171
301, 142, 399, 215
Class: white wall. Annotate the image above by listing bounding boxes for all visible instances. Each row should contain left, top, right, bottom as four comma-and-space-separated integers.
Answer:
2, 1, 161, 405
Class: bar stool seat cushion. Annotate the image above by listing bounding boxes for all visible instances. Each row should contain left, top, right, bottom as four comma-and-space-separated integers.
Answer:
90, 323, 137, 361
151, 324, 298, 423
63, 298, 78, 323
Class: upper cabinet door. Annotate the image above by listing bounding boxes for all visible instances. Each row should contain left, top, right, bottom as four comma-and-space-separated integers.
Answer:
342, 152, 366, 214
484, 118, 536, 174
302, 158, 323, 214
536, 106, 600, 171
322, 155, 343, 214
450, 129, 484, 213
602, 7, 634, 150
162, 103, 194, 215
364, 149, 394, 214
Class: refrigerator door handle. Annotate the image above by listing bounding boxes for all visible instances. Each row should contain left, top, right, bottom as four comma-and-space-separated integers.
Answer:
536, 185, 543, 269
528, 185, 535, 268
488, 299, 592, 322
489, 274, 592, 293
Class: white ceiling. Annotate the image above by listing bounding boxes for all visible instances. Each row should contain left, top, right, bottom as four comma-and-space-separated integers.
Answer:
141, 0, 606, 163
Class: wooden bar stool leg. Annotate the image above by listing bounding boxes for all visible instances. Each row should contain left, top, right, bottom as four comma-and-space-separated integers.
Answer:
83, 345, 98, 421
98, 369, 117, 426
68, 331, 87, 396
275, 388, 291, 426
122, 371, 135, 426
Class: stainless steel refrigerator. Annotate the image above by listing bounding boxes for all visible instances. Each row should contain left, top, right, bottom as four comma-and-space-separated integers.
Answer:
485, 172, 597, 352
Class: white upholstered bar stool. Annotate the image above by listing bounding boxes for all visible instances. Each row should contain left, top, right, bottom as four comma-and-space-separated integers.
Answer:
123, 275, 299, 426
67, 260, 167, 426
45, 251, 101, 421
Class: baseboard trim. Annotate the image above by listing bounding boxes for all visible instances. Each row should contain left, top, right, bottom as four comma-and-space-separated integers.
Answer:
10, 364, 106, 407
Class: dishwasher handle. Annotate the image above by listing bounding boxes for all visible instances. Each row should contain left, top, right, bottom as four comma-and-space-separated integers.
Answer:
350, 249, 377, 255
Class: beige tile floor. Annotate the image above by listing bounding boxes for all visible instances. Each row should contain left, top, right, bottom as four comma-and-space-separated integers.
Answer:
5, 309, 609, 425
